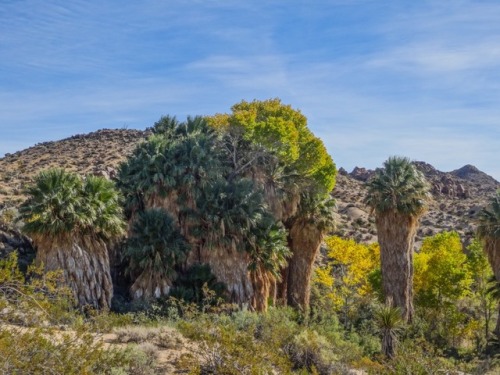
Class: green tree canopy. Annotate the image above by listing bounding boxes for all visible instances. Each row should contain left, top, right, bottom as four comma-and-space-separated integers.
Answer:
207, 98, 336, 196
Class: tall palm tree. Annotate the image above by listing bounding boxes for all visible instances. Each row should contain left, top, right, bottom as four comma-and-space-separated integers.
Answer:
281, 193, 335, 310
193, 178, 268, 306
247, 216, 290, 311
126, 208, 189, 300
364, 156, 429, 322
19, 169, 125, 309
477, 190, 500, 336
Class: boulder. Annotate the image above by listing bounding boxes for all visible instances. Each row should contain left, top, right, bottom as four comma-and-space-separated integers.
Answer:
0, 223, 36, 272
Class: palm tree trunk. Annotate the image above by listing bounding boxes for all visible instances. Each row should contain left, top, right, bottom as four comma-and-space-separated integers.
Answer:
130, 271, 171, 300
250, 264, 271, 312
276, 266, 289, 306
196, 243, 254, 307
36, 235, 113, 310
376, 211, 417, 323
285, 219, 323, 310
484, 237, 500, 337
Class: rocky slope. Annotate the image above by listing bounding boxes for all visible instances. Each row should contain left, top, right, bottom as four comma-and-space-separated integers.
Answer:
0, 129, 149, 207
0, 128, 498, 250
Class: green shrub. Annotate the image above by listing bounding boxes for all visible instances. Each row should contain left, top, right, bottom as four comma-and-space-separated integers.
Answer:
176, 310, 294, 373
284, 329, 338, 374
0, 252, 76, 326
169, 263, 227, 306
0, 208, 16, 224
0, 325, 158, 374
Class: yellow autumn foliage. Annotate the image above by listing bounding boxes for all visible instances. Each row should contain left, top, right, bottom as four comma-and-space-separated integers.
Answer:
314, 236, 380, 310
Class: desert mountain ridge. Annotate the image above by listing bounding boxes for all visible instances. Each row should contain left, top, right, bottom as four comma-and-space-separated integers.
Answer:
0, 128, 498, 248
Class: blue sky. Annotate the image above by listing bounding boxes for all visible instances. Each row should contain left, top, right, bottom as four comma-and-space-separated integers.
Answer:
1, 1, 499, 180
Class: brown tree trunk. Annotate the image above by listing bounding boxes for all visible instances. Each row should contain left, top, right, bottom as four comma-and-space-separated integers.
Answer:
381, 329, 397, 359
376, 211, 418, 323
483, 237, 500, 337
195, 243, 254, 307
35, 235, 113, 310
130, 271, 171, 300
276, 266, 289, 306
250, 264, 271, 312
285, 219, 323, 310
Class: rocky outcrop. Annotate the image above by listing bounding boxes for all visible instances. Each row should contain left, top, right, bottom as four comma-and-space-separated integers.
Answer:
0, 129, 150, 207
350, 167, 374, 182
0, 223, 35, 271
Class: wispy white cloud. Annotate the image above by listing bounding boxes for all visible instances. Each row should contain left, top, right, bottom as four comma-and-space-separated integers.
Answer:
1, 0, 499, 181
367, 41, 500, 73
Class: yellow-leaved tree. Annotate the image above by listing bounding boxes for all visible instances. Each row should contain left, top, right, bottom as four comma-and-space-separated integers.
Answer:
314, 236, 380, 328
414, 231, 474, 347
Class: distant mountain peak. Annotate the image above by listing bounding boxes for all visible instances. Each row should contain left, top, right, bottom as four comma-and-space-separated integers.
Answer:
451, 164, 481, 178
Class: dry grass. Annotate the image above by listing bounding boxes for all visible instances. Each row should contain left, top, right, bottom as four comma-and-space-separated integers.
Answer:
113, 325, 185, 350
109, 325, 201, 374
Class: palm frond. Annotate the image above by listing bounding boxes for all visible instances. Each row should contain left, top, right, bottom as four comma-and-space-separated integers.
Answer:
364, 156, 430, 217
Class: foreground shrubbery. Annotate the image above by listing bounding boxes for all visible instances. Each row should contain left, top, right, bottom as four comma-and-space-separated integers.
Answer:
0, 326, 157, 375
5, 234, 500, 374
0, 253, 158, 374
2, 246, 500, 374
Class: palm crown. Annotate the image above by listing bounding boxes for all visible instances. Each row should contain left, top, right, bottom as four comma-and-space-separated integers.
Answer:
364, 156, 430, 216
20, 169, 124, 240
126, 208, 189, 281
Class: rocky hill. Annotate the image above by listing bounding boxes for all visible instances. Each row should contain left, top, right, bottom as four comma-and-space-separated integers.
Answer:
1, 128, 498, 249
0, 129, 149, 208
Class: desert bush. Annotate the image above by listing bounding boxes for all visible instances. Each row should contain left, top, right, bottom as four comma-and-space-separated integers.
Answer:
177, 310, 294, 373
114, 325, 184, 349
0, 252, 76, 326
284, 329, 338, 374
0, 208, 16, 224
0, 325, 158, 375
85, 310, 138, 332
386, 339, 463, 374
0, 252, 163, 373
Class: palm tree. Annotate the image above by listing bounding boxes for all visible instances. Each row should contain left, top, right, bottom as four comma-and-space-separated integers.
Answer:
477, 190, 500, 336
281, 193, 336, 310
126, 208, 189, 300
193, 178, 268, 306
19, 169, 125, 309
364, 156, 429, 322
247, 216, 290, 311
118, 116, 224, 230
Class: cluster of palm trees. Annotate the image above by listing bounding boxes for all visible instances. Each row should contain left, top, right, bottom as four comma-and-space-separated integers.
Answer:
19, 103, 334, 312
115, 106, 336, 311
15, 102, 500, 333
